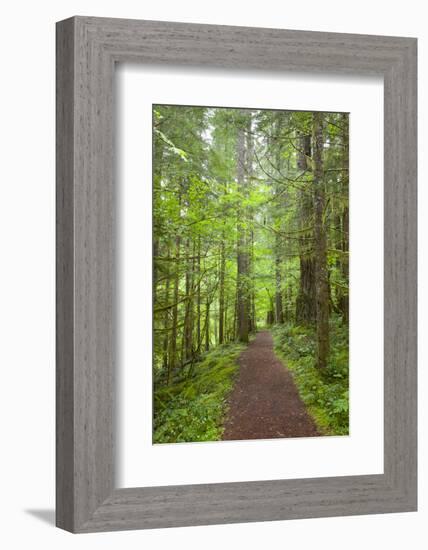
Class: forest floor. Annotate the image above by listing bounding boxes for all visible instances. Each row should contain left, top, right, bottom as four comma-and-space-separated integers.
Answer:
222, 331, 319, 441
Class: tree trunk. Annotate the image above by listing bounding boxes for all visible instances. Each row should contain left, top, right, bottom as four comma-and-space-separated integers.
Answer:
295, 131, 316, 325
153, 238, 159, 308
236, 113, 249, 343
296, 256, 316, 324
274, 232, 284, 323
313, 112, 330, 369
196, 237, 202, 351
224, 291, 230, 342
205, 298, 210, 351
273, 116, 284, 325
339, 114, 349, 323
247, 117, 256, 333
168, 234, 181, 383
162, 245, 170, 375
218, 238, 225, 344
183, 239, 195, 361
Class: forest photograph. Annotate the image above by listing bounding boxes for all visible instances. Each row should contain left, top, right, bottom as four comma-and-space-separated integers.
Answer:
153, 104, 349, 444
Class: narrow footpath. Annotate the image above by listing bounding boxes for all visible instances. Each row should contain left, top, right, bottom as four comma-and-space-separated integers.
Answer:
223, 330, 319, 440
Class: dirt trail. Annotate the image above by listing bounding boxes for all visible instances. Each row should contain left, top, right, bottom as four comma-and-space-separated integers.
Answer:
223, 330, 319, 440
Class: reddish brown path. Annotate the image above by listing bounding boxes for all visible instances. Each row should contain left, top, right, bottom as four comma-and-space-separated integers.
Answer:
223, 330, 319, 440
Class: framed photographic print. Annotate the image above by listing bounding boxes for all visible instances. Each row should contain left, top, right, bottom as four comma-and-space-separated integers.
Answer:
56, 16, 417, 532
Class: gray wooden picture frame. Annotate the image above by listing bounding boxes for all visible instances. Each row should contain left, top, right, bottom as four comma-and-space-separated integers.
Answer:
56, 16, 417, 533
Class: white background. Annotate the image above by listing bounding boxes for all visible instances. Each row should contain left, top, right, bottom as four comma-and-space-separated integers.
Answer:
0, 1, 425, 549
118, 67, 383, 487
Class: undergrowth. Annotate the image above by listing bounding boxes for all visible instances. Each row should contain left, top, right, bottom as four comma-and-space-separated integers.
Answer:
153, 343, 244, 444
272, 316, 349, 436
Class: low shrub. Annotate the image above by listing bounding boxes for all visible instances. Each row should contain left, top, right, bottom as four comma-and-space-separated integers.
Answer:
272, 316, 349, 436
153, 343, 244, 443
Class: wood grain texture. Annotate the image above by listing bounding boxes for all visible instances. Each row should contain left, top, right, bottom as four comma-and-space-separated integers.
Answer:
56, 16, 417, 533
56, 18, 75, 532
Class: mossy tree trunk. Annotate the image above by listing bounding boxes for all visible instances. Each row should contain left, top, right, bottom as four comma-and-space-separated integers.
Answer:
313, 112, 330, 369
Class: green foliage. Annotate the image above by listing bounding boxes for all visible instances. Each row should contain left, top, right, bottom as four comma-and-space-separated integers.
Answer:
272, 316, 349, 435
153, 105, 349, 441
153, 343, 244, 443
154, 128, 189, 161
